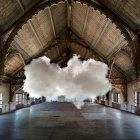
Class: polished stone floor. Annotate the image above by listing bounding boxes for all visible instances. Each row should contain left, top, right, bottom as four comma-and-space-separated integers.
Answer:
0, 102, 140, 140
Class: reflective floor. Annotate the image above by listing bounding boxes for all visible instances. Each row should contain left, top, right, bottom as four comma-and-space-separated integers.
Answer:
0, 102, 140, 140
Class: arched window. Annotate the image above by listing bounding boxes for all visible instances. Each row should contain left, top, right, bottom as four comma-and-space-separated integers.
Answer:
112, 92, 120, 103
0, 93, 2, 108
135, 92, 140, 107
16, 93, 24, 105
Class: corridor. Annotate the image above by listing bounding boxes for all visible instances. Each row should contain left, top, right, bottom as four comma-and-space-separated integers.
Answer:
0, 102, 140, 140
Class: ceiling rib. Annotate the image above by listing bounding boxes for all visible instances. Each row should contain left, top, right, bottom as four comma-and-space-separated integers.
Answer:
92, 19, 111, 47
11, 41, 30, 59
66, 0, 72, 28
107, 40, 126, 60
114, 65, 127, 78
17, 53, 26, 66
28, 20, 44, 48
16, 0, 25, 12
48, 8, 56, 38
81, 7, 90, 36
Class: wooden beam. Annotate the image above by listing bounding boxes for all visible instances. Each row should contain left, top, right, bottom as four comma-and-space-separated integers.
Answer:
81, 7, 89, 36
107, 39, 126, 60
65, 0, 72, 28
110, 78, 126, 81
114, 65, 127, 78
54, 39, 84, 42
54, 39, 107, 62
59, 47, 73, 67
51, 47, 70, 63
5, 75, 25, 80
110, 79, 126, 85
16, 0, 25, 12
28, 20, 44, 48
5, 63, 24, 77
48, 8, 56, 38
108, 59, 115, 79
17, 53, 26, 66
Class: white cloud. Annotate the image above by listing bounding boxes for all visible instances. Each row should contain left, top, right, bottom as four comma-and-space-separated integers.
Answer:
23, 55, 112, 105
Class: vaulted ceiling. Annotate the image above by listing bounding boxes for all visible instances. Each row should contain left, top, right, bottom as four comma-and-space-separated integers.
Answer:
0, 0, 139, 81
0, 0, 40, 33
100, 0, 140, 31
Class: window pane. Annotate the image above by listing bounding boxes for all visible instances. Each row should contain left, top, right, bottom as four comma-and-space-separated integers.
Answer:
16, 93, 24, 104
113, 93, 120, 103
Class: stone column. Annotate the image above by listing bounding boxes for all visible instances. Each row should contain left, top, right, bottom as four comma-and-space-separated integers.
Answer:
136, 31, 140, 80
0, 82, 10, 113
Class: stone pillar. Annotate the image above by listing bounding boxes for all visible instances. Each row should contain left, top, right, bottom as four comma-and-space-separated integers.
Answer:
0, 82, 17, 113
24, 92, 28, 106
109, 90, 112, 107
105, 91, 110, 106
0, 36, 5, 79
136, 32, 140, 80
0, 82, 10, 113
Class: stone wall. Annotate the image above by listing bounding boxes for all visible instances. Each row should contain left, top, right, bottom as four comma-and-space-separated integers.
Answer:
99, 81, 140, 115
126, 81, 140, 113
108, 90, 112, 107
